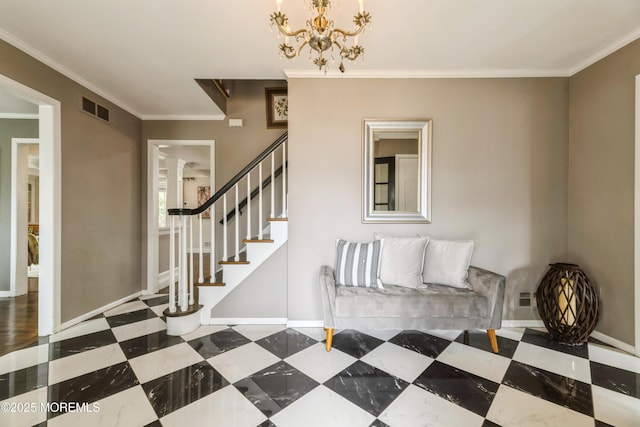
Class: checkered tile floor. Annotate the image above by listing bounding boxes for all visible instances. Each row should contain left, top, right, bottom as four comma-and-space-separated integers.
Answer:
1, 293, 639, 426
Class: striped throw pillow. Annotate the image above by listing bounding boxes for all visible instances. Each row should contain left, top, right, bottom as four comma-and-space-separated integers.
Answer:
334, 239, 383, 288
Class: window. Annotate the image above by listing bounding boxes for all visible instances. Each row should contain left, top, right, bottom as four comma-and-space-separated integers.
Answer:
158, 177, 168, 228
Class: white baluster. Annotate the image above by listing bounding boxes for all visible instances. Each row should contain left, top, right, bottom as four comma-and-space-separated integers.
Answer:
169, 215, 176, 313
246, 172, 251, 240
282, 141, 286, 217
223, 194, 228, 261
258, 163, 263, 240
271, 152, 275, 218
198, 214, 204, 283
189, 216, 194, 306
235, 184, 240, 260
210, 201, 215, 280
181, 215, 188, 311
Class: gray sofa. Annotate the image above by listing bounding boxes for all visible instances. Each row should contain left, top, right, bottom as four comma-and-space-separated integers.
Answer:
319, 265, 506, 352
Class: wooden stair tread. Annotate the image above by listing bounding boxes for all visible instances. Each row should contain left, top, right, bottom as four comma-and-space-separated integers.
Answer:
243, 234, 274, 243
219, 253, 250, 265
267, 217, 288, 222
197, 270, 224, 286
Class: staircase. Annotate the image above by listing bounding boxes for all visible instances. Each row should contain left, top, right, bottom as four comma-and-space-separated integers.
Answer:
165, 133, 288, 335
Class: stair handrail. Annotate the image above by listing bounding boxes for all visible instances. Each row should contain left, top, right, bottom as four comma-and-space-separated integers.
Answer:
168, 131, 288, 216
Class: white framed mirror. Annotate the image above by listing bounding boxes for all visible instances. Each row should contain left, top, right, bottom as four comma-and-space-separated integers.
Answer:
362, 119, 432, 223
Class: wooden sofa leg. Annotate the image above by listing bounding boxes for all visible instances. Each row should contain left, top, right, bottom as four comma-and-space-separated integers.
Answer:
324, 328, 334, 352
487, 329, 499, 353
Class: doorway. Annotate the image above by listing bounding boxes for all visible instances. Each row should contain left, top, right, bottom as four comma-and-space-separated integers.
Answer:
634, 74, 640, 356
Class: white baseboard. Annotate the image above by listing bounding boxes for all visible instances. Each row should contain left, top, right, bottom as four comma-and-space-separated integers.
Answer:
591, 330, 637, 355
208, 317, 288, 325
286, 320, 324, 328
0, 291, 12, 297
158, 269, 180, 288
57, 291, 143, 332
501, 320, 545, 328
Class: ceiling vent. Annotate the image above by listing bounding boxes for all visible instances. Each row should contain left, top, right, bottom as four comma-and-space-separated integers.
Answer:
81, 96, 110, 123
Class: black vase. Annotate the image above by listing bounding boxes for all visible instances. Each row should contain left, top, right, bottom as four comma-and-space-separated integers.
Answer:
535, 263, 599, 345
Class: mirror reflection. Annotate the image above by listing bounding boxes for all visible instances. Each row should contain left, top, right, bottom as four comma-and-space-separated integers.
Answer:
363, 119, 431, 223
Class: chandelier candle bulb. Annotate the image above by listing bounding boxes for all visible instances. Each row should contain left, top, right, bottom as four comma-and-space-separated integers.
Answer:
359, 0, 364, 13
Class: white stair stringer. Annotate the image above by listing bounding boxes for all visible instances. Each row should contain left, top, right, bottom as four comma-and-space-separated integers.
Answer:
197, 220, 288, 324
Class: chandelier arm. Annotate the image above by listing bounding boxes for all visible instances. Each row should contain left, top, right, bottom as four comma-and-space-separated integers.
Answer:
332, 25, 365, 39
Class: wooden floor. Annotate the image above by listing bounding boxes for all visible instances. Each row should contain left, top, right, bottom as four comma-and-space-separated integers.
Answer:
0, 291, 39, 357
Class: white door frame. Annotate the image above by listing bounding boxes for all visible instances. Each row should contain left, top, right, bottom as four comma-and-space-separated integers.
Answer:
0, 73, 61, 336
146, 139, 215, 294
10, 138, 38, 297
634, 75, 640, 356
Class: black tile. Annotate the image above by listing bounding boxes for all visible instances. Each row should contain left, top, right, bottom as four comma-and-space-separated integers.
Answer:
188, 328, 251, 358
330, 329, 384, 359
503, 360, 593, 416
255, 328, 317, 359
257, 421, 277, 427
482, 420, 501, 427
454, 330, 519, 358
119, 330, 183, 359
142, 361, 228, 418
49, 329, 117, 360
234, 360, 319, 417
591, 361, 640, 399
105, 308, 158, 327
594, 420, 615, 427
0, 363, 48, 401
324, 360, 408, 417
370, 420, 391, 427
389, 330, 450, 358
142, 295, 170, 307
143, 421, 162, 427
47, 361, 138, 418
414, 360, 498, 417
520, 329, 588, 359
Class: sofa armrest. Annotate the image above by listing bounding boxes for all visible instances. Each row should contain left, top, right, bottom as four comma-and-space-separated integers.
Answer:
319, 265, 337, 328
468, 266, 506, 330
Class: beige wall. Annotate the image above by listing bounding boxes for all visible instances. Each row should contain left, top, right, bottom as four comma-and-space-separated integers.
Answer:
0, 40, 142, 322
288, 77, 569, 322
0, 119, 39, 291
568, 38, 640, 346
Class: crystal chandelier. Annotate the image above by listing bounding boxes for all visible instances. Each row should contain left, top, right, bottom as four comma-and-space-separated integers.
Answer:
270, 0, 372, 72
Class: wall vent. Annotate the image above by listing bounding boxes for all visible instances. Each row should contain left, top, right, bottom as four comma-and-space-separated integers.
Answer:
519, 291, 532, 307
81, 96, 110, 122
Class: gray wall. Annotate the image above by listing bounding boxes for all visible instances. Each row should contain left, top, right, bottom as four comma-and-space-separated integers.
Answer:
568, 38, 640, 346
0, 119, 39, 291
288, 77, 570, 322
0, 40, 142, 322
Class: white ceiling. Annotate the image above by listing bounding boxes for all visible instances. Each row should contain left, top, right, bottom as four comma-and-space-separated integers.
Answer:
1, 0, 640, 119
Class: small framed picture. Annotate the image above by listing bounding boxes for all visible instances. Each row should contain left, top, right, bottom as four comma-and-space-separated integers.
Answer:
197, 186, 212, 219
265, 87, 288, 129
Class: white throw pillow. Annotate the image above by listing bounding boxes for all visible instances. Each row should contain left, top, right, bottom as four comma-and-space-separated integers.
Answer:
334, 239, 383, 288
376, 236, 429, 288
421, 238, 475, 288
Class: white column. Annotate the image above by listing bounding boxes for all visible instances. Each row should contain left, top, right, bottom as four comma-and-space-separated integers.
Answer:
165, 158, 187, 209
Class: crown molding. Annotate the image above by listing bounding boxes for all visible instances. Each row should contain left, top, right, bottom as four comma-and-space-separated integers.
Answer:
0, 112, 39, 119
284, 68, 571, 79
0, 28, 143, 119
141, 114, 226, 121
569, 27, 640, 75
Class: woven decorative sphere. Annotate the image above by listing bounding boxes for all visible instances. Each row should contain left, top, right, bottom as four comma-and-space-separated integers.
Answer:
536, 263, 599, 345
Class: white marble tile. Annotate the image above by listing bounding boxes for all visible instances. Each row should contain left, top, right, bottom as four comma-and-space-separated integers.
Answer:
0, 343, 49, 375
496, 327, 525, 341
486, 385, 594, 427
180, 325, 229, 342
285, 342, 357, 383
513, 341, 591, 382
271, 384, 374, 427
589, 344, 640, 374
292, 327, 327, 342
0, 387, 48, 427
111, 317, 166, 342
436, 341, 511, 384
207, 342, 280, 384
421, 329, 462, 341
49, 317, 110, 343
150, 303, 168, 317
360, 329, 403, 341
160, 385, 266, 427
231, 324, 285, 341
360, 342, 433, 383
592, 384, 640, 426
103, 301, 150, 317
47, 385, 157, 427
48, 343, 126, 385
379, 384, 484, 427
129, 343, 203, 383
